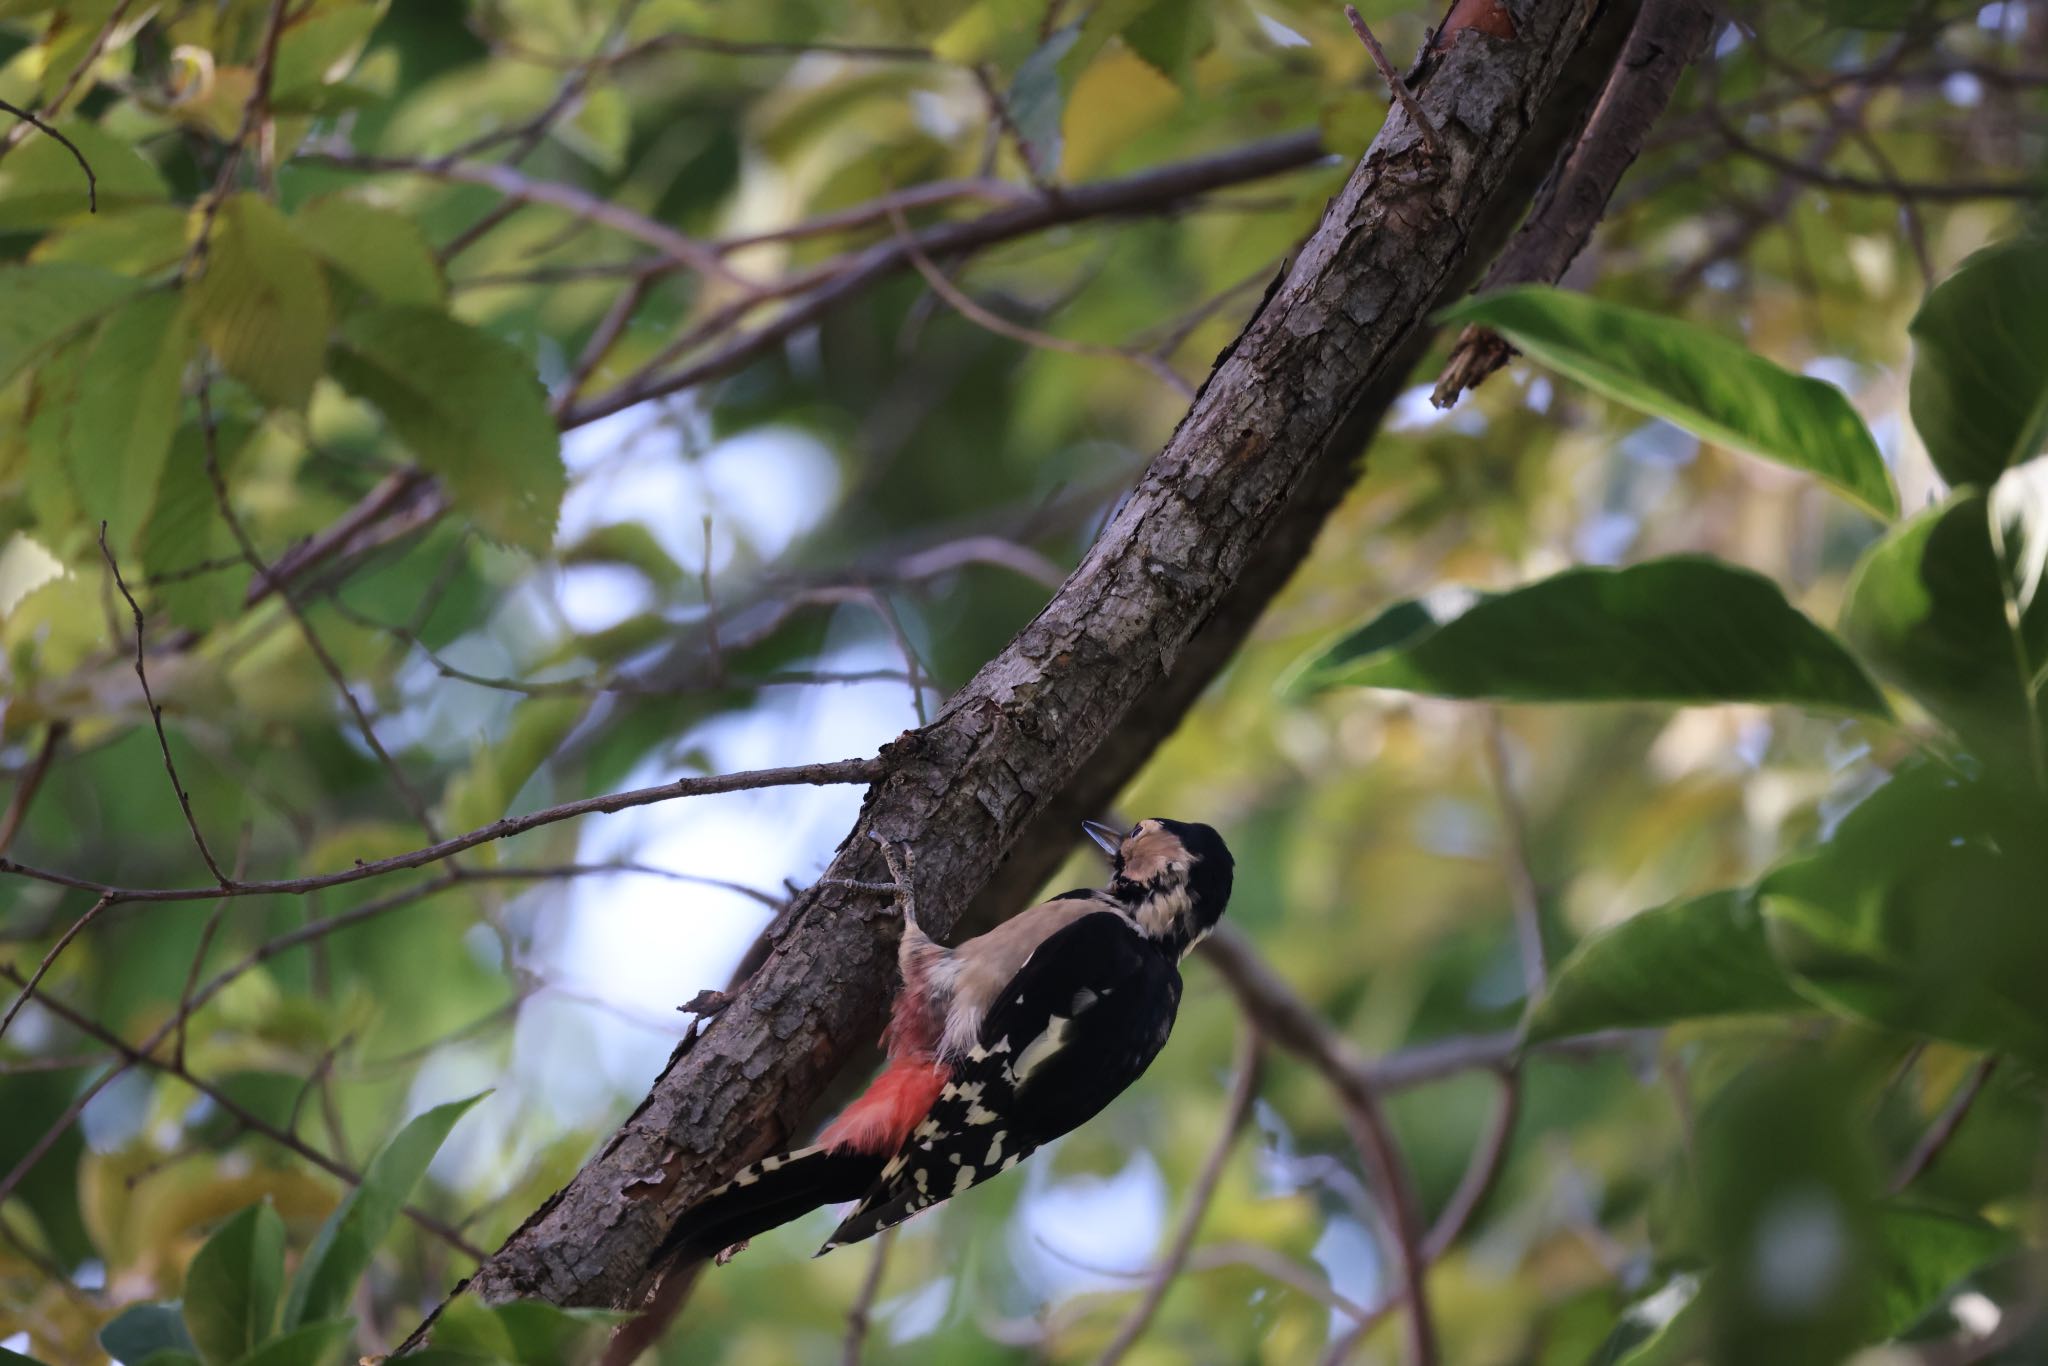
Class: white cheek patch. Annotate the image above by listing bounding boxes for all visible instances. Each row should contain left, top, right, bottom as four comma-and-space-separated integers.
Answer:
1012, 1014, 1072, 1081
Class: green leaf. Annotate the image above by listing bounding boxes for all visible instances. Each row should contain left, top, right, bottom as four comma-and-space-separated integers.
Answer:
1008, 28, 1078, 176
227, 1317, 353, 1366
1760, 761, 2048, 1065
291, 195, 445, 308
1287, 557, 1889, 715
1840, 469, 2048, 770
1440, 287, 1896, 518
0, 262, 141, 389
0, 120, 169, 230
1868, 1206, 2013, 1339
69, 292, 195, 551
1525, 891, 1808, 1043
193, 194, 331, 410
100, 1303, 198, 1362
181, 1202, 286, 1366
330, 306, 563, 552
0, 1348, 56, 1365
281, 1094, 485, 1330
1907, 237, 2048, 487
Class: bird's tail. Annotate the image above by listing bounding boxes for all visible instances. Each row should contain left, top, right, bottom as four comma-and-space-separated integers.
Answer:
654, 1145, 883, 1265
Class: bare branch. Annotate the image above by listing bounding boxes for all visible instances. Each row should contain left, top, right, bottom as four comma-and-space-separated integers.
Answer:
1343, 7, 1445, 158
100, 523, 232, 885
1094, 1026, 1263, 1365
1892, 1056, 2000, 1194
0, 893, 114, 1047
886, 204, 1196, 400
840, 1228, 896, 1366
0, 723, 66, 857
1433, 0, 1716, 405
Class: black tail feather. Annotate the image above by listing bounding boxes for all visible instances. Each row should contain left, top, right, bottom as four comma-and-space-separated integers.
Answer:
655, 1145, 883, 1264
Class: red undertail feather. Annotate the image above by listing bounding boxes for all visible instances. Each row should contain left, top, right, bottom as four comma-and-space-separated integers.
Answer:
818, 1054, 946, 1155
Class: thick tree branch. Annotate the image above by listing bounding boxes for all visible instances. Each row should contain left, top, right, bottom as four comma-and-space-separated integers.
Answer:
450, 0, 1643, 1323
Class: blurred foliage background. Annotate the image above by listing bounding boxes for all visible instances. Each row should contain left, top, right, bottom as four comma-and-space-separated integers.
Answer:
0, 0, 2045, 1362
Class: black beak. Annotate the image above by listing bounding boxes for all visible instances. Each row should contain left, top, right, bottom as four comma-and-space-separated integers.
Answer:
1081, 820, 1122, 861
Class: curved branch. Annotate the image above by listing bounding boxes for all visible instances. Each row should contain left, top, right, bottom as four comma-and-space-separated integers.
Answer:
451, 0, 1642, 1323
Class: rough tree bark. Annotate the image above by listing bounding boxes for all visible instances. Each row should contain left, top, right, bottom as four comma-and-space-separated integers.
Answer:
454, 0, 1646, 1320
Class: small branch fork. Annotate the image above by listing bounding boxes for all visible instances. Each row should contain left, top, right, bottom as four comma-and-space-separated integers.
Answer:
1343, 6, 1446, 159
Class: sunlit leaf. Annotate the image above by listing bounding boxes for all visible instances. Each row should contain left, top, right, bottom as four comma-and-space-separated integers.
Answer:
193, 194, 331, 410
1760, 761, 2048, 1065
1288, 558, 1888, 715
0, 262, 141, 389
181, 1202, 285, 1366
558, 522, 684, 588
1525, 891, 1807, 1043
1907, 237, 2048, 487
0, 532, 68, 618
329, 306, 563, 552
281, 1094, 485, 1330
292, 195, 445, 308
1441, 287, 1896, 517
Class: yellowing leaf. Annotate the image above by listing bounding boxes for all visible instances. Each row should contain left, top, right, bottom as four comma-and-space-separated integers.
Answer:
193, 194, 331, 410
1060, 44, 1182, 178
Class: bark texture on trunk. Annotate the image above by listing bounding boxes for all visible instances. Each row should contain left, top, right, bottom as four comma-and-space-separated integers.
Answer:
461, 0, 1637, 1314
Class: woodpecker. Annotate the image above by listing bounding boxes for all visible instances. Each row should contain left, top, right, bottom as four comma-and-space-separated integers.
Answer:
654, 817, 1234, 1264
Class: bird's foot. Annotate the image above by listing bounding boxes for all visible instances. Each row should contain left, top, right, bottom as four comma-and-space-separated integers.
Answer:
819, 832, 917, 925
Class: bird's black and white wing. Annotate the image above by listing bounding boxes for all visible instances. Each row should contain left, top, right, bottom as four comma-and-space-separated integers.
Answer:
820, 910, 1180, 1251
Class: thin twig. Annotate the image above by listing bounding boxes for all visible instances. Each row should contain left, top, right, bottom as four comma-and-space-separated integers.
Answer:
173, 825, 253, 1069
311, 151, 759, 290
885, 203, 1195, 400
200, 386, 445, 841
0, 723, 66, 856
1095, 1026, 1264, 1365
0, 755, 887, 904
1892, 1056, 2000, 1194
1481, 712, 1547, 995
100, 523, 233, 886
840, 1227, 896, 1366
1343, 7, 1444, 158
1335, 1075, 1438, 1365
0, 893, 114, 1046
0, 98, 96, 208
0, 965, 486, 1259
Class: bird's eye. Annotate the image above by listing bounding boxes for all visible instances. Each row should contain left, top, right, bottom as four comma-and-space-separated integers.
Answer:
1127, 824, 1140, 838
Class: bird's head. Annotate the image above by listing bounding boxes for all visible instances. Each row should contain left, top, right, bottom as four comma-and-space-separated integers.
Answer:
1082, 817, 1234, 958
